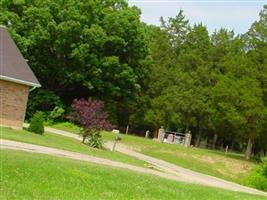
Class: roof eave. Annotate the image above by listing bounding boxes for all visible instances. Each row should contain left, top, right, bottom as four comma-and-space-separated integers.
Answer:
0, 75, 41, 88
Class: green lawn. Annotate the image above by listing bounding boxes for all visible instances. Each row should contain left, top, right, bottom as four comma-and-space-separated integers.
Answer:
32, 122, 257, 185
0, 127, 146, 167
0, 150, 265, 200
47, 122, 80, 134
101, 131, 256, 185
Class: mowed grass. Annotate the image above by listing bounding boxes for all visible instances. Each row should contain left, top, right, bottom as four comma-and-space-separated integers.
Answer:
101, 131, 256, 185
48, 122, 80, 134
0, 127, 146, 167
30, 122, 257, 185
0, 150, 265, 200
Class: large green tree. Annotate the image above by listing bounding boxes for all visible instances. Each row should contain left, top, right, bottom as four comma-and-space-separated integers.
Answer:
0, 0, 150, 125
245, 4, 267, 158
1, 0, 266, 159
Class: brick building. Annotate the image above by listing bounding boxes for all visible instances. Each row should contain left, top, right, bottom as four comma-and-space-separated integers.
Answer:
0, 26, 41, 129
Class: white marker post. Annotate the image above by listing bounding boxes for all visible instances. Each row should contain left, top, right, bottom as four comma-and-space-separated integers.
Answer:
126, 125, 129, 135
112, 129, 120, 151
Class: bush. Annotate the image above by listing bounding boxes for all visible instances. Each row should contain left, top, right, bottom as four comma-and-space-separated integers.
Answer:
28, 112, 45, 134
67, 98, 113, 147
79, 129, 103, 148
88, 132, 103, 148
246, 158, 267, 191
26, 89, 63, 120
48, 106, 65, 123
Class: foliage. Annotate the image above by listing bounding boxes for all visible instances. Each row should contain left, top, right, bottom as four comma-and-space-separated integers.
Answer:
68, 98, 113, 147
0, 0, 150, 126
48, 106, 65, 123
0, 0, 266, 157
26, 89, 63, 120
134, 5, 267, 159
160, 10, 189, 52
87, 131, 102, 148
247, 159, 267, 191
28, 112, 45, 134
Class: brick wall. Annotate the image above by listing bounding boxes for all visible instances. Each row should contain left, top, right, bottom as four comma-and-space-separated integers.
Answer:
0, 80, 29, 129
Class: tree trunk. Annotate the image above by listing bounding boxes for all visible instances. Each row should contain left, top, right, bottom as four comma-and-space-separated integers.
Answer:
230, 140, 235, 151
154, 128, 158, 138
220, 141, 224, 151
125, 125, 129, 135
203, 137, 208, 148
196, 129, 202, 147
212, 134, 218, 149
185, 124, 189, 134
245, 132, 254, 160
82, 136, 86, 143
245, 138, 253, 160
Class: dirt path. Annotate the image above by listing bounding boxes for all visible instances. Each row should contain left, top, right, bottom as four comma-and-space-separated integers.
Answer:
19, 125, 267, 197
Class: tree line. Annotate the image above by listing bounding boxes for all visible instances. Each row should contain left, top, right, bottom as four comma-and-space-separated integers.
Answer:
0, 0, 266, 159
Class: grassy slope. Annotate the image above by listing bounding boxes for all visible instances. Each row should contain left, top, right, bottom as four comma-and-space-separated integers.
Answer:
37, 123, 257, 185
101, 132, 256, 185
1, 149, 265, 200
0, 127, 146, 167
48, 122, 80, 134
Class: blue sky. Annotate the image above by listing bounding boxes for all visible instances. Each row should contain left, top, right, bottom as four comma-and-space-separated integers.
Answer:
128, 0, 267, 34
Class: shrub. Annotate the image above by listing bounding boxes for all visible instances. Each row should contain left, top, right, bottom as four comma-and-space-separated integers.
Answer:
246, 158, 267, 191
28, 112, 45, 134
26, 89, 63, 120
68, 98, 113, 148
87, 131, 103, 148
48, 106, 65, 123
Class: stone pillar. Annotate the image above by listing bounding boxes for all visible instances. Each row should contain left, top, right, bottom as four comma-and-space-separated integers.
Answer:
157, 127, 165, 142
184, 133, 192, 147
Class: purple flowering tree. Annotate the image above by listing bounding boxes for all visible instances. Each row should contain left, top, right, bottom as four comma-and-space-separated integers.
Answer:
68, 98, 113, 147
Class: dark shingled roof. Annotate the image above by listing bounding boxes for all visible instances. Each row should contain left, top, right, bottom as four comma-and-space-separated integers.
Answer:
0, 26, 40, 87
